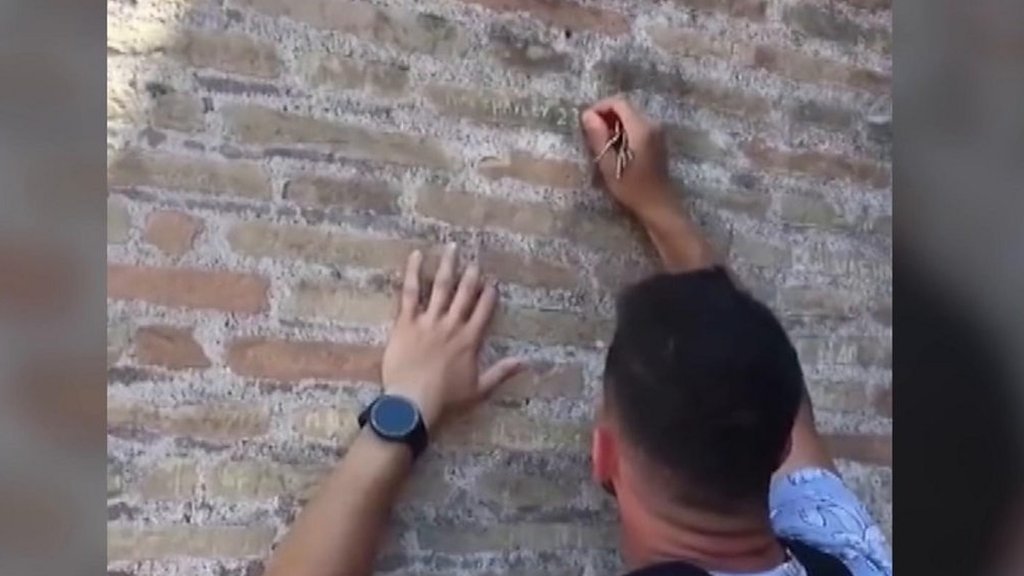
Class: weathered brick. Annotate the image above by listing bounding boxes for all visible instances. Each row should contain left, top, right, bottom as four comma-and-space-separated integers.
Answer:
478, 151, 587, 190
594, 256, 659, 296
138, 460, 200, 500
152, 93, 205, 133
424, 85, 578, 134
838, 0, 891, 11
134, 325, 211, 369
417, 522, 612, 553
742, 140, 890, 188
478, 248, 578, 290
227, 337, 382, 383
108, 462, 125, 498
779, 286, 857, 318
108, 319, 130, 367
672, 0, 767, 20
824, 433, 892, 465
415, 187, 558, 237
495, 362, 585, 400
494, 306, 612, 347
442, 407, 589, 451
107, 525, 275, 562
108, 151, 272, 200
108, 196, 131, 244
234, 0, 470, 57
207, 461, 330, 501
730, 233, 791, 268
809, 380, 870, 413
107, 403, 270, 441
488, 25, 571, 74
110, 27, 281, 78
596, 59, 771, 119
666, 124, 729, 163
283, 281, 393, 325
777, 193, 845, 229
870, 298, 892, 327
455, 0, 629, 36
690, 185, 769, 218
790, 100, 857, 131
784, 3, 891, 53
870, 214, 892, 239
283, 176, 400, 214
228, 221, 416, 271
195, 75, 281, 96
298, 54, 409, 96
647, 25, 741, 61
108, 264, 269, 313
473, 467, 581, 510
856, 339, 892, 369
750, 45, 890, 94
144, 210, 203, 258
292, 403, 362, 443
870, 385, 892, 417
222, 104, 450, 169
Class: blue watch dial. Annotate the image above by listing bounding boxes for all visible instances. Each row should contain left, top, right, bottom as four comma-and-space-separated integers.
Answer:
370, 395, 420, 438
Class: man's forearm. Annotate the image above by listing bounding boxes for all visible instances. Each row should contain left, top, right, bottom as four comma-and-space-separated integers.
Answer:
636, 190, 717, 273
264, 430, 413, 576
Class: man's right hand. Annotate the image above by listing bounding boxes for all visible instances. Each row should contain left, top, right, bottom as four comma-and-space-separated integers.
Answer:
580, 96, 675, 222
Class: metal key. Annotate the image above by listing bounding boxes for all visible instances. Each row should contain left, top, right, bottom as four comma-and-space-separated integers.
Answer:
594, 118, 634, 180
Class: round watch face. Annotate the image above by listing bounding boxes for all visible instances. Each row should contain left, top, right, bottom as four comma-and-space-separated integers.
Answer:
370, 395, 419, 438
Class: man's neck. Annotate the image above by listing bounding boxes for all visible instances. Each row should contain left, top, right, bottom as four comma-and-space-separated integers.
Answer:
620, 493, 785, 574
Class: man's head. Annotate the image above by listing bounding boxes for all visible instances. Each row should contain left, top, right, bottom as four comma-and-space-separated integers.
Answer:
593, 268, 804, 515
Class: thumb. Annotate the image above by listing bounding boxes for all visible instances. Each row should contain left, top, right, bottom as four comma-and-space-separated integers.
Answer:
478, 357, 526, 397
580, 109, 611, 155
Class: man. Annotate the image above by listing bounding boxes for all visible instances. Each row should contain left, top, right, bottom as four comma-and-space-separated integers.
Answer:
262, 97, 893, 576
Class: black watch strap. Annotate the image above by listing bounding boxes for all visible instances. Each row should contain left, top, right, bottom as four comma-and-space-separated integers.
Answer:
358, 397, 428, 460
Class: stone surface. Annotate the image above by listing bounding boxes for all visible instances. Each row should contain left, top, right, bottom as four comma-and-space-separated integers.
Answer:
106, 0, 893, 570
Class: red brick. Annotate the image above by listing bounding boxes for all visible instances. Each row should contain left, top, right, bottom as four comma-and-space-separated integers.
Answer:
671, 0, 766, 21
441, 407, 589, 450
824, 433, 892, 466
478, 151, 587, 190
783, 3, 891, 53
742, 139, 891, 188
750, 45, 890, 94
134, 325, 211, 369
226, 337, 382, 383
108, 151, 272, 200
415, 186, 558, 237
455, 0, 629, 36
228, 221, 418, 271
107, 264, 269, 313
494, 306, 613, 347
144, 210, 203, 258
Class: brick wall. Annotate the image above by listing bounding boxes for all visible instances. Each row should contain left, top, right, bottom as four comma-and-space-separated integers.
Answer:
107, 0, 892, 573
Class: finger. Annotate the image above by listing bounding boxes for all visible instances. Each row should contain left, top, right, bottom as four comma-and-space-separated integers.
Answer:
447, 263, 481, 323
427, 242, 458, 317
580, 108, 611, 154
590, 94, 645, 132
466, 278, 498, 337
398, 249, 423, 321
478, 357, 526, 397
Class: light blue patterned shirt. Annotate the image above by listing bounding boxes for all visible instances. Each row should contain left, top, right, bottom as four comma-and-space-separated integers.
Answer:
711, 467, 893, 576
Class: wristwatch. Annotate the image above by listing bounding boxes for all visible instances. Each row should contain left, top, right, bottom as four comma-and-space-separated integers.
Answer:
357, 394, 429, 460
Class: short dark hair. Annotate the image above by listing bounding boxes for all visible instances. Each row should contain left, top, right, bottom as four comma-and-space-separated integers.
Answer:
604, 268, 804, 511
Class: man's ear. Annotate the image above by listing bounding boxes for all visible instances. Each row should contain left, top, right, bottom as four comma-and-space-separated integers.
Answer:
592, 422, 618, 486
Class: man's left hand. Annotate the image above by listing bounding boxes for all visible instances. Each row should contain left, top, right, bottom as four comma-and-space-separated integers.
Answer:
381, 243, 524, 431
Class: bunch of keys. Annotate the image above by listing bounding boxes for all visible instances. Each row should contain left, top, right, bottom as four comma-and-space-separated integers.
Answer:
594, 116, 635, 180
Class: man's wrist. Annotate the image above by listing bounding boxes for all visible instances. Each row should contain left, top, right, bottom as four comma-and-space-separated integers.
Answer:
385, 387, 443, 432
